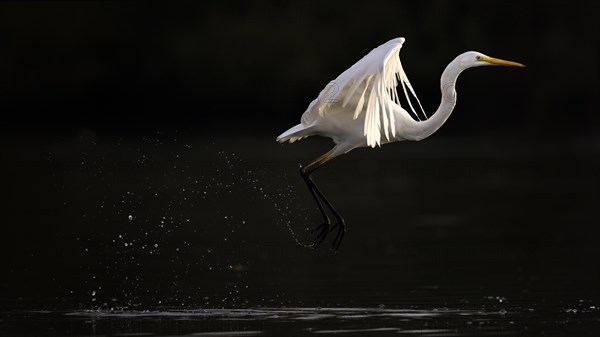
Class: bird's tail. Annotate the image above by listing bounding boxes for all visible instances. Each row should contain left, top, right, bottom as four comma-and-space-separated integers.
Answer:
276, 123, 314, 143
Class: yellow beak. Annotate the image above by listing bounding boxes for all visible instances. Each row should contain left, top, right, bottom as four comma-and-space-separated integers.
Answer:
482, 55, 526, 67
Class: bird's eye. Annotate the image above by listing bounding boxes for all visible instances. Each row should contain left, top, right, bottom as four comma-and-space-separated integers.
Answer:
475, 56, 482, 61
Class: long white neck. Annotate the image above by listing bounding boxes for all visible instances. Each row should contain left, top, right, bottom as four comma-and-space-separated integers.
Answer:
406, 56, 467, 141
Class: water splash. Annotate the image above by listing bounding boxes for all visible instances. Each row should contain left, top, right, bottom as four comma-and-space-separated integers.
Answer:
52, 135, 318, 308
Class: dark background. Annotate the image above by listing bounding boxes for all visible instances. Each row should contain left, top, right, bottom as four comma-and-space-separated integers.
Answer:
1, 0, 599, 313
0, 1, 598, 137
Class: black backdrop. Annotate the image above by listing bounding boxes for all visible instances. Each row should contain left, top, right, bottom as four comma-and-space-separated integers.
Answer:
1, 1, 599, 310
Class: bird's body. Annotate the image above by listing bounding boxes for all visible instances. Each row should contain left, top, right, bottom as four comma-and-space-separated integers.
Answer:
277, 37, 524, 250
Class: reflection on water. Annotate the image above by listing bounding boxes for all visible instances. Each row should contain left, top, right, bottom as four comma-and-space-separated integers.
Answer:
70, 306, 510, 319
2, 304, 599, 336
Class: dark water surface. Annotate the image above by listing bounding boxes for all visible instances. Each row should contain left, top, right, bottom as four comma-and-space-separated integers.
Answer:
1, 134, 600, 336
3, 303, 600, 336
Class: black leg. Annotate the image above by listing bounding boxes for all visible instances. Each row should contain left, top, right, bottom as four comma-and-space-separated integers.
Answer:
300, 161, 346, 251
300, 166, 330, 248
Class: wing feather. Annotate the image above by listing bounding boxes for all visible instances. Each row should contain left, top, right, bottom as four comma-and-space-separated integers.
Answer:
303, 37, 426, 147
353, 75, 372, 119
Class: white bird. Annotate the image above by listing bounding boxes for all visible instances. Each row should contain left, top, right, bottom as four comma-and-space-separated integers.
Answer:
277, 37, 524, 250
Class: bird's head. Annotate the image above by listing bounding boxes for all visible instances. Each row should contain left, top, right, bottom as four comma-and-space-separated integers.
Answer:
459, 51, 525, 69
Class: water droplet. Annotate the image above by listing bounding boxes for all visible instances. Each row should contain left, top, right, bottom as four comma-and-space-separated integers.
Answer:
128, 215, 133, 221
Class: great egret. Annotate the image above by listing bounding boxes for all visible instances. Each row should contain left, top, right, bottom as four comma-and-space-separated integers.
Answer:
277, 37, 524, 250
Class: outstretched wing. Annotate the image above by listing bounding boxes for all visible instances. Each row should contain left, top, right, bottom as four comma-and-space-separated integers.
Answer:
303, 37, 426, 147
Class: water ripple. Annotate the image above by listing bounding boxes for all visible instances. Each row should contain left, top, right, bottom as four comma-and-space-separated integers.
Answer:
68, 307, 510, 321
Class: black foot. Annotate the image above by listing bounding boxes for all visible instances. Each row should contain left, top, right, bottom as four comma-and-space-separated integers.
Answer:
311, 222, 330, 248
331, 219, 346, 251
